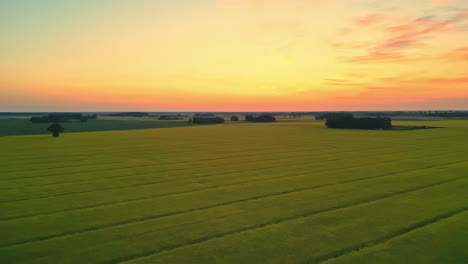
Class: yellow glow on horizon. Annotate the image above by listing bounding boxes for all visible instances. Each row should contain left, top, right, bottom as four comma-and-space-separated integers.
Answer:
1, 0, 467, 111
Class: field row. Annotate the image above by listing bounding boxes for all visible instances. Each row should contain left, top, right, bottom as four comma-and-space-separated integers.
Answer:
1, 141, 457, 200
2, 121, 468, 264
2, 168, 468, 263
3, 146, 464, 219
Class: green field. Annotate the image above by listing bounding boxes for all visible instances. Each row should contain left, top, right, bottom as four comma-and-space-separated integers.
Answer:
1, 120, 468, 263
0, 116, 197, 137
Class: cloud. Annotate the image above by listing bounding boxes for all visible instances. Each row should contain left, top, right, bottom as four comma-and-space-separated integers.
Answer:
339, 52, 411, 63
443, 46, 468, 61
336, 10, 468, 63
420, 76, 468, 84
355, 14, 384, 26
375, 12, 467, 51
323, 78, 367, 86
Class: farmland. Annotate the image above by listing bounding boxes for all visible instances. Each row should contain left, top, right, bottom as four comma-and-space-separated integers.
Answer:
0, 116, 196, 137
1, 120, 468, 263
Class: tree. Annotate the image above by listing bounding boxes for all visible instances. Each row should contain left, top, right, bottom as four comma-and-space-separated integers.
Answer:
245, 114, 276, 122
106, 112, 149, 117
325, 114, 392, 130
192, 117, 225, 124
47, 124, 64, 137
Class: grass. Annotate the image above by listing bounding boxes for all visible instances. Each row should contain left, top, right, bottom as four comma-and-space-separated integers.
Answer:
324, 209, 468, 264
1, 120, 468, 263
0, 116, 197, 137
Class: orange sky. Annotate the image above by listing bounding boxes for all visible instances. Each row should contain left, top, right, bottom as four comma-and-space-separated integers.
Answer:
1, 0, 467, 111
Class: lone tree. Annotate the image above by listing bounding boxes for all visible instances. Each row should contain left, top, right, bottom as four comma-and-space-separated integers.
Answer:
47, 124, 64, 137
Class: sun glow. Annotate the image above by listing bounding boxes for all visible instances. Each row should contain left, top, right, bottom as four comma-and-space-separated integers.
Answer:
1, 0, 467, 111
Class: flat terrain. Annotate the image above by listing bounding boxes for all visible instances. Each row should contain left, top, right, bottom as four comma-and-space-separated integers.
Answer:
1, 120, 468, 263
0, 116, 196, 137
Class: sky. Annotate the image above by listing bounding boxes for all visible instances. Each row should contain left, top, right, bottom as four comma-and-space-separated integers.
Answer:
1, 0, 467, 112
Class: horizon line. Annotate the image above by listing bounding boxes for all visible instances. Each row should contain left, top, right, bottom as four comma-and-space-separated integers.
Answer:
2, 110, 468, 113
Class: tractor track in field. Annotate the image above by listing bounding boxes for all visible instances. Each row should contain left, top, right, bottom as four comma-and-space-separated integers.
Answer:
0, 141, 449, 186
0, 152, 437, 203
104, 176, 468, 264
0, 145, 460, 203
313, 205, 468, 264
0, 144, 333, 175
0, 140, 327, 166
1, 132, 454, 169
0, 142, 343, 180
5, 133, 419, 172
12, 142, 458, 193
0, 130, 462, 163
0, 160, 128, 174
1, 160, 466, 249
0, 148, 458, 204
0, 136, 337, 164
1, 127, 418, 160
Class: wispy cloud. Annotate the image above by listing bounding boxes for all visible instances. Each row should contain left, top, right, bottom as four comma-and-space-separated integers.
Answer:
324, 78, 367, 86
355, 14, 384, 26
443, 46, 468, 61
335, 10, 468, 63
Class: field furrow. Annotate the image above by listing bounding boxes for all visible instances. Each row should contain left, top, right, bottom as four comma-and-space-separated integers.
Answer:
1, 120, 467, 264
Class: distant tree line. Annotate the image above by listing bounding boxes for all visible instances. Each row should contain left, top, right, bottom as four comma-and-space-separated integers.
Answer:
353, 112, 392, 117
31, 113, 97, 123
325, 113, 392, 130
106, 112, 149, 117
0, 112, 53, 116
424, 112, 468, 117
283, 113, 302, 118
192, 117, 225, 124
315, 113, 350, 120
194, 113, 215, 117
245, 115, 276, 122
158, 115, 183, 120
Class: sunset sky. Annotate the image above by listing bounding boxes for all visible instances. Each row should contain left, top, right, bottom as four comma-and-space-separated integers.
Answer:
1, 0, 467, 111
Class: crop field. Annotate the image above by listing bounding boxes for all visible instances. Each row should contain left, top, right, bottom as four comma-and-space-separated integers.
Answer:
1, 120, 468, 263
0, 116, 196, 137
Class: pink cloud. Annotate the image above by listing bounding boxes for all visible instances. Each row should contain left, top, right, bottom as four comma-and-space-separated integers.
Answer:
337, 11, 468, 63
355, 14, 384, 26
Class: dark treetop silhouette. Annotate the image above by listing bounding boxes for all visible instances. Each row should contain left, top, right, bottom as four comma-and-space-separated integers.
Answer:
47, 124, 65, 137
